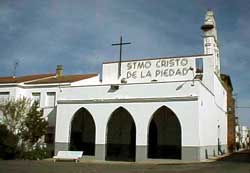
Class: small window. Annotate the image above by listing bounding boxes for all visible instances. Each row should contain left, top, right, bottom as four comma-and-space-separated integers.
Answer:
46, 92, 56, 107
0, 92, 10, 103
32, 93, 41, 106
195, 58, 203, 73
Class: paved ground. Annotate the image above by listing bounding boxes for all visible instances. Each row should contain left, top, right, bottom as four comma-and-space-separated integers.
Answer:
0, 150, 249, 173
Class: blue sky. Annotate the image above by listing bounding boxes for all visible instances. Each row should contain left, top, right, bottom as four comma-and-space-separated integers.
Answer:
0, 0, 250, 127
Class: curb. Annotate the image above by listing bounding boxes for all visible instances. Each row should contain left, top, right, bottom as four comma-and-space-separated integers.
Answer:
43, 152, 236, 165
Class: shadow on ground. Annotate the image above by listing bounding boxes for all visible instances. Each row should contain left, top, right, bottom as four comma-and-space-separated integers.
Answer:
217, 149, 250, 163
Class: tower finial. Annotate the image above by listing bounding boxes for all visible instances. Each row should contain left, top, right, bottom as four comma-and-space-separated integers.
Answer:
201, 10, 220, 75
201, 10, 218, 42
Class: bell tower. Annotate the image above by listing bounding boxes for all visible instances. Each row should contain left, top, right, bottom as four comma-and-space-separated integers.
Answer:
201, 10, 220, 75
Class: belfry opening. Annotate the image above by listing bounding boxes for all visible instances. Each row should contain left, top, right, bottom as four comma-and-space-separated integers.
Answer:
148, 106, 181, 159
106, 107, 136, 161
70, 108, 96, 155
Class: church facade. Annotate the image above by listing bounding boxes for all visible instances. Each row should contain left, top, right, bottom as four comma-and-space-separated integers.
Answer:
54, 11, 228, 161
0, 11, 230, 161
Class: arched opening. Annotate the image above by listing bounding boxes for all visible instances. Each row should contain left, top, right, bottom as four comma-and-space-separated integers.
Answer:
70, 108, 95, 155
106, 107, 136, 161
148, 106, 181, 159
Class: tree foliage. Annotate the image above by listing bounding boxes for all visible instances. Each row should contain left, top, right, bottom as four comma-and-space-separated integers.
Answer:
0, 97, 30, 135
0, 97, 49, 159
21, 101, 48, 147
0, 124, 18, 159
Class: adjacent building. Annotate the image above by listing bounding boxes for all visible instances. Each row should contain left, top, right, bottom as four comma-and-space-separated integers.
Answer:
0, 67, 99, 152
221, 74, 236, 152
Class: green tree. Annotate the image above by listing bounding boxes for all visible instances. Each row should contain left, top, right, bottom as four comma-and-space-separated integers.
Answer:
21, 101, 48, 147
0, 98, 49, 159
0, 124, 18, 159
0, 97, 30, 136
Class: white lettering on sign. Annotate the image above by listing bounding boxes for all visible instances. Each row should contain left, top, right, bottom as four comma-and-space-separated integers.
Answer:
124, 58, 193, 81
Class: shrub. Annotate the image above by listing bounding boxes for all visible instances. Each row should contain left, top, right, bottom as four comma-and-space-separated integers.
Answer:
0, 124, 18, 159
22, 145, 50, 160
0, 98, 49, 160
21, 101, 48, 147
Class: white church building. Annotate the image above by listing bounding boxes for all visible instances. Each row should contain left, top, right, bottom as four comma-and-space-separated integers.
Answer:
0, 11, 229, 161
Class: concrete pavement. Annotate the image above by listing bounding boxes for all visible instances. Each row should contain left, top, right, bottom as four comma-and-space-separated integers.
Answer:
0, 150, 249, 173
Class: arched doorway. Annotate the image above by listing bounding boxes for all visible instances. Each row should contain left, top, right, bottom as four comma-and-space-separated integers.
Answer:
70, 108, 95, 155
148, 106, 181, 159
106, 107, 136, 161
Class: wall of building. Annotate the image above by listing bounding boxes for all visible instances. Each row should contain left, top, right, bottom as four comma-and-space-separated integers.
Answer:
221, 75, 236, 152
0, 84, 60, 128
56, 101, 199, 144
58, 80, 199, 101
56, 101, 199, 161
0, 86, 19, 100
55, 80, 219, 161
24, 86, 60, 107
71, 75, 100, 86
241, 126, 249, 145
102, 56, 205, 84
198, 74, 227, 160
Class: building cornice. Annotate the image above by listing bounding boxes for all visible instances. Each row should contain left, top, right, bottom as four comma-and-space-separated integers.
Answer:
57, 96, 198, 104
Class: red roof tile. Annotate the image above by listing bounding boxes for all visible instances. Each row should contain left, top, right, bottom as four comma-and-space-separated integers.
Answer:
0, 74, 55, 84
25, 74, 98, 84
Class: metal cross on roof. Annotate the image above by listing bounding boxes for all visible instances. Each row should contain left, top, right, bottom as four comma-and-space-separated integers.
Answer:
112, 36, 131, 79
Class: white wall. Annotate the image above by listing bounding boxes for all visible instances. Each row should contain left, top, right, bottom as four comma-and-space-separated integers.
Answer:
0, 84, 61, 126
213, 74, 227, 110
198, 74, 227, 146
24, 86, 60, 108
241, 126, 249, 143
59, 80, 199, 101
56, 80, 202, 147
102, 56, 201, 84
0, 85, 60, 108
56, 101, 199, 146
102, 63, 119, 84
71, 75, 101, 86
0, 86, 19, 99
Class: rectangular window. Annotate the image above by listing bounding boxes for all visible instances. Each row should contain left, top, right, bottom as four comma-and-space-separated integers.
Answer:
0, 92, 10, 103
195, 58, 203, 73
32, 92, 41, 106
46, 92, 56, 107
